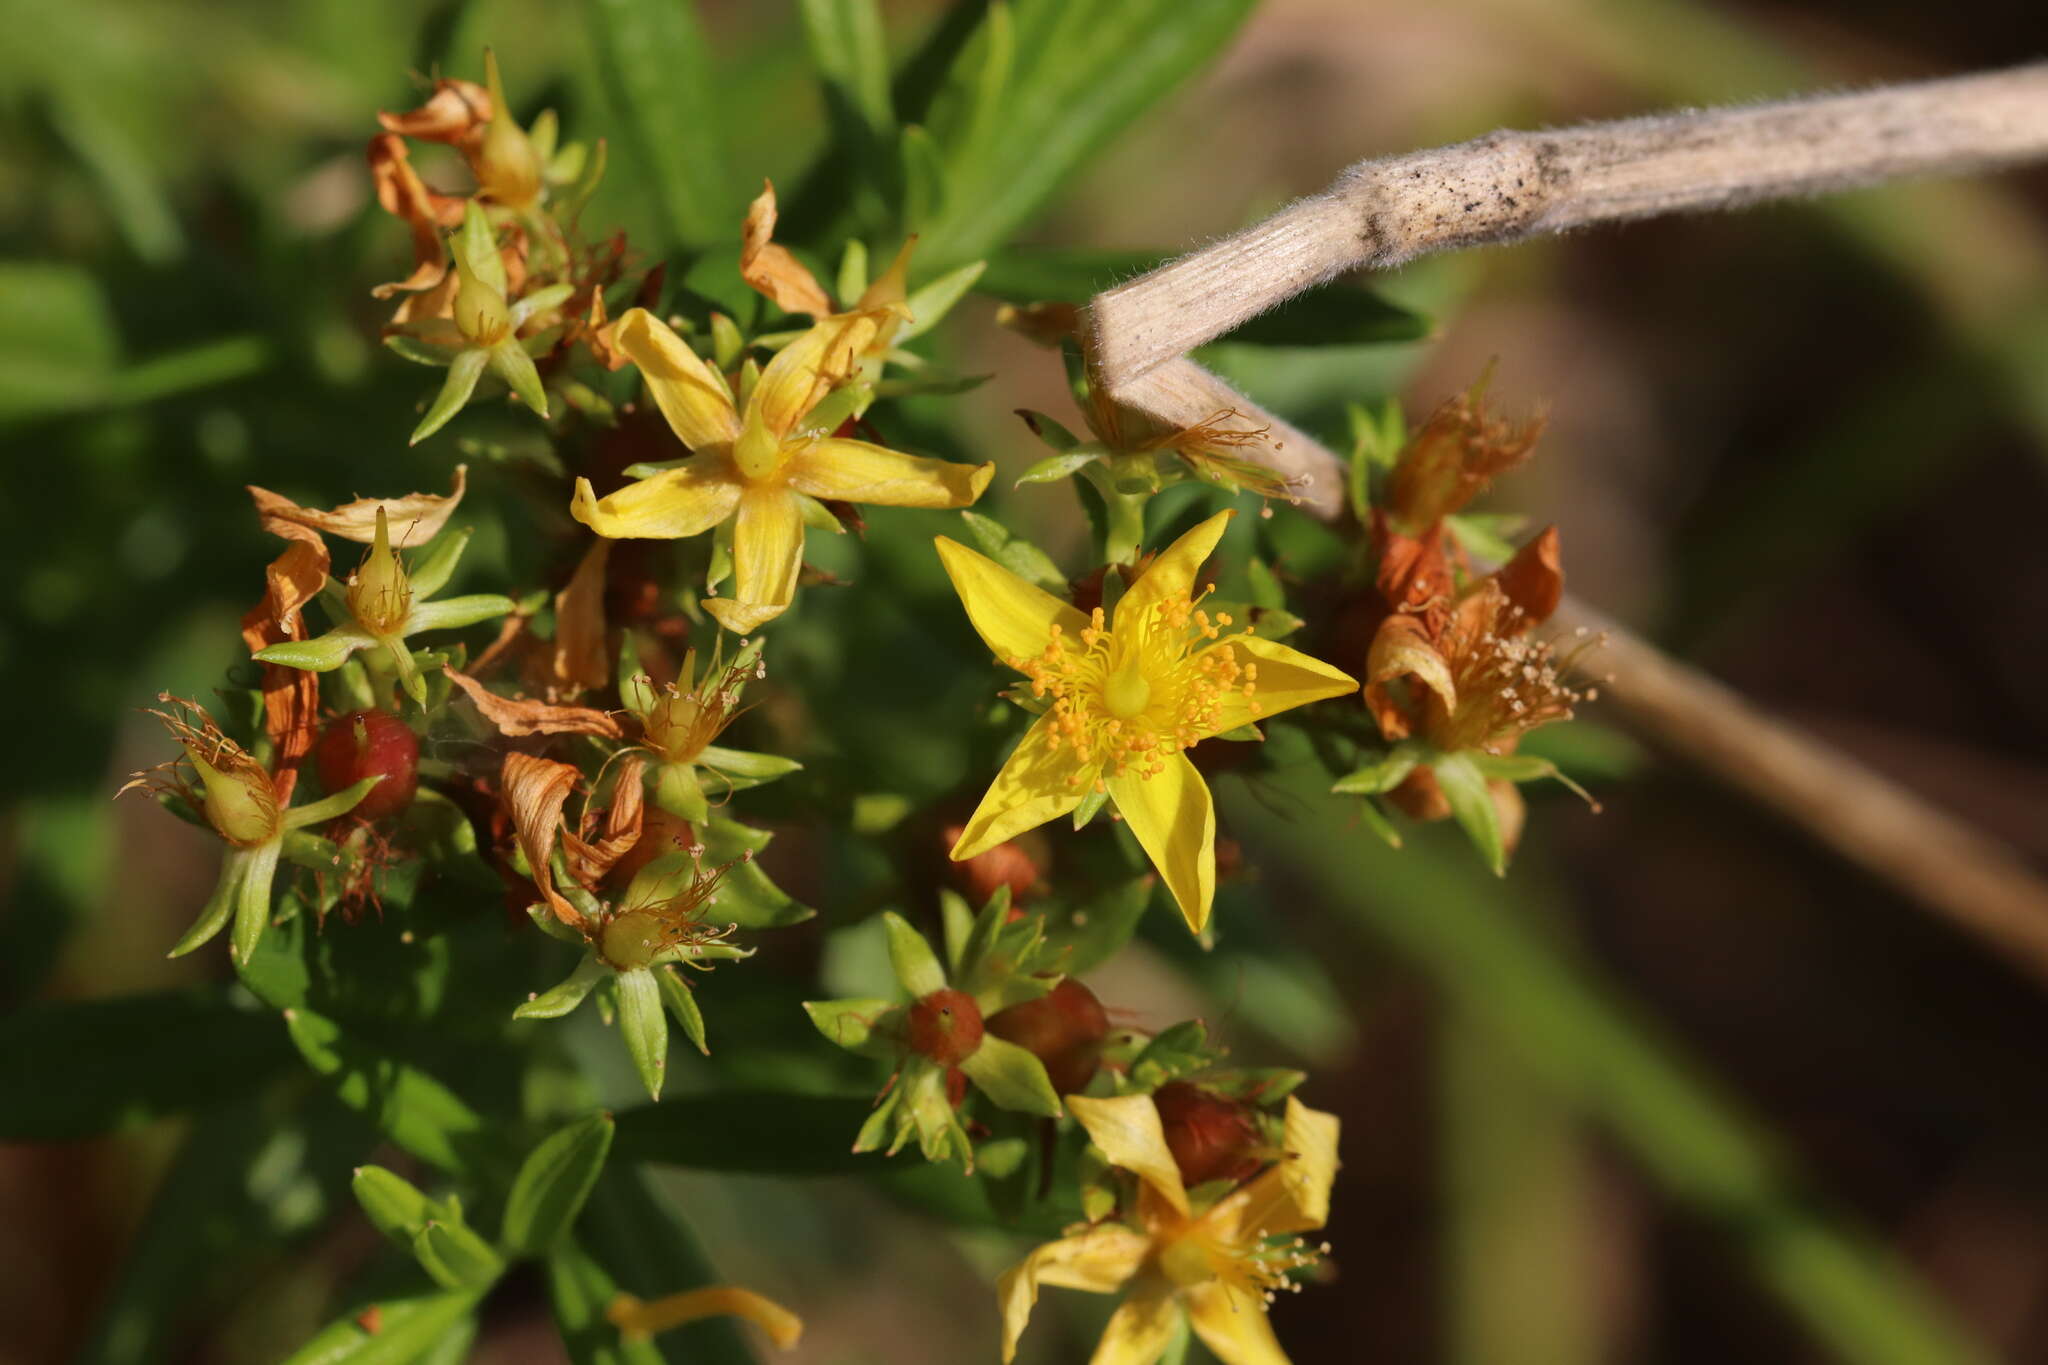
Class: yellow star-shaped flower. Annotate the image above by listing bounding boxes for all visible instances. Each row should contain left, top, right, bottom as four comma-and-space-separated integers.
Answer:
573, 307, 993, 632
998, 1091, 1340, 1365
936, 510, 1357, 933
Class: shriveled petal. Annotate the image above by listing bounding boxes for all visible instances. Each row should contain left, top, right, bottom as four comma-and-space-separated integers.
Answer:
1197, 634, 1357, 739
704, 487, 804, 632
1107, 754, 1215, 935
377, 78, 491, 143
552, 537, 610, 692
1068, 1093, 1190, 1217
934, 536, 1088, 665
1489, 524, 1562, 627
613, 308, 742, 450
564, 755, 646, 886
1183, 1282, 1292, 1365
1363, 614, 1455, 743
445, 666, 623, 738
609, 1285, 803, 1349
249, 464, 468, 545
1091, 1283, 1183, 1365
951, 713, 1088, 861
503, 752, 583, 928
366, 134, 462, 297
788, 439, 992, 509
740, 179, 834, 317
746, 310, 881, 442
1116, 510, 1233, 633
570, 462, 742, 541
996, 1226, 1150, 1363
1215, 1096, 1342, 1240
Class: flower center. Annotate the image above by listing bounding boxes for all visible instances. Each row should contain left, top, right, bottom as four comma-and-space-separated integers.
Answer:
1008, 594, 1258, 787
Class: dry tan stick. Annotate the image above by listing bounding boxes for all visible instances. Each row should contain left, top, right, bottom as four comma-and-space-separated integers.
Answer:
1117, 357, 2048, 987
1087, 62, 2048, 394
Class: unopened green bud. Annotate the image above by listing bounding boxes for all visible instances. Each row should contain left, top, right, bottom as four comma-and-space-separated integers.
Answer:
453, 246, 511, 346
348, 508, 413, 638
476, 50, 544, 210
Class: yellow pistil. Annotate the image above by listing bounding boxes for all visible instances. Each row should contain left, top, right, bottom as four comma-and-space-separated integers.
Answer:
1009, 596, 1256, 789
608, 1286, 802, 1350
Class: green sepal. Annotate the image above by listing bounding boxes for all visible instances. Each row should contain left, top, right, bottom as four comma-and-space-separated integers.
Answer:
697, 744, 802, 790
1018, 409, 1082, 451
655, 965, 708, 1056
952, 886, 1011, 989
411, 347, 490, 446
508, 282, 575, 329
1354, 797, 1403, 850
836, 238, 869, 306
959, 1033, 1062, 1116
709, 311, 745, 371
1443, 511, 1525, 565
385, 333, 460, 367
1071, 785, 1109, 831
1469, 751, 1597, 805
1016, 448, 1103, 487
558, 137, 608, 225
282, 774, 382, 830
514, 955, 610, 1021
653, 761, 709, 822
959, 510, 1065, 592
455, 201, 506, 295
254, 626, 377, 672
803, 998, 898, 1060
615, 967, 668, 1101
525, 899, 586, 945
1212, 723, 1263, 742
387, 638, 428, 708
939, 888, 976, 977
1127, 1020, 1219, 1092
409, 527, 473, 600
904, 1062, 972, 1168
883, 911, 947, 997
413, 1217, 505, 1289
1332, 744, 1421, 797
896, 259, 986, 342
228, 838, 283, 967
618, 647, 656, 718
407, 593, 516, 634
168, 852, 246, 958
488, 339, 549, 419
501, 1111, 615, 1258
698, 818, 813, 927
1432, 749, 1508, 875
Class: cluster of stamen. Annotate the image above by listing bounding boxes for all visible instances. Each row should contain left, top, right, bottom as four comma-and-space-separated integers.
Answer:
1008, 592, 1258, 788
1433, 607, 1598, 753
596, 844, 746, 970
1158, 1216, 1328, 1307
643, 648, 766, 765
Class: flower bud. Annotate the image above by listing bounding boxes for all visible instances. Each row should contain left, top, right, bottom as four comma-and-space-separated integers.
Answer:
473, 51, 544, 210
452, 240, 511, 346
1154, 1081, 1262, 1187
348, 508, 414, 638
905, 988, 983, 1066
315, 709, 420, 821
129, 697, 282, 847
986, 978, 1108, 1096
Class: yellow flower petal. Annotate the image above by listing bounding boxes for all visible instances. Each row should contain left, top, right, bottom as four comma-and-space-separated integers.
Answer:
746, 311, 880, 443
1183, 1281, 1292, 1365
1091, 1283, 1183, 1365
613, 308, 742, 450
1212, 1096, 1342, 1241
1363, 613, 1456, 742
608, 1286, 803, 1350
571, 463, 743, 541
1115, 508, 1234, 633
703, 487, 805, 632
995, 1225, 1150, 1363
788, 438, 992, 508
1198, 634, 1358, 739
1068, 1093, 1190, 1217
952, 713, 1089, 860
934, 535, 1089, 664
1106, 753, 1215, 935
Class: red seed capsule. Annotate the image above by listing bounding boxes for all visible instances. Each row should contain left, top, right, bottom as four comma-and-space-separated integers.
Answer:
943, 822, 1040, 907
1154, 1081, 1262, 1187
315, 709, 420, 821
905, 988, 984, 1067
987, 978, 1110, 1096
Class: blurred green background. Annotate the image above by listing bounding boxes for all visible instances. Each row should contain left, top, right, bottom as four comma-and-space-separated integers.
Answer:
5, 1, 2048, 1363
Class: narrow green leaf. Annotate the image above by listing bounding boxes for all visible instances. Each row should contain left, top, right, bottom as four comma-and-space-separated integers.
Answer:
406, 593, 516, 634
896, 260, 987, 342
352, 1166, 436, 1247
1332, 746, 1421, 797
1015, 450, 1102, 486
167, 854, 245, 958
504, 1112, 617, 1258
585, 0, 736, 249
616, 967, 669, 1102
882, 911, 947, 996
229, 838, 283, 967
800, 0, 897, 141
898, 123, 947, 232
959, 509, 1065, 590
254, 627, 377, 672
283, 1007, 496, 1173
696, 745, 802, 785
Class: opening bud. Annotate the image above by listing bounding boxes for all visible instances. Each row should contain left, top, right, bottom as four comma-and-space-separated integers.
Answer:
348, 508, 414, 638
474, 50, 544, 211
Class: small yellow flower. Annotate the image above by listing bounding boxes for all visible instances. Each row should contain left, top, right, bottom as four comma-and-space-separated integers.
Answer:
999, 1092, 1339, 1365
572, 307, 993, 632
937, 511, 1356, 933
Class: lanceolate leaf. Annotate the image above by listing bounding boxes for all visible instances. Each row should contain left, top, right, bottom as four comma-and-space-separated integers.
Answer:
584, 0, 737, 250
276, 1288, 483, 1365
503, 1112, 617, 1257
283, 1007, 500, 1174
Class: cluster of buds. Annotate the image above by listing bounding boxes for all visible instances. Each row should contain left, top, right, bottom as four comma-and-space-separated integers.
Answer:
370, 53, 621, 443
1336, 372, 1598, 871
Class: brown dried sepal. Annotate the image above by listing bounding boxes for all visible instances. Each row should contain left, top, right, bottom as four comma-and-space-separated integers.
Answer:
503, 752, 584, 927
740, 180, 834, 318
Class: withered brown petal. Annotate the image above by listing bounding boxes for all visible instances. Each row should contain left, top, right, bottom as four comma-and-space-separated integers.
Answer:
248, 466, 468, 547
565, 756, 646, 886
1363, 613, 1456, 742
445, 667, 625, 739
739, 179, 834, 318
552, 539, 612, 695
1490, 526, 1563, 629
504, 752, 584, 927
377, 79, 492, 144
366, 134, 463, 299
